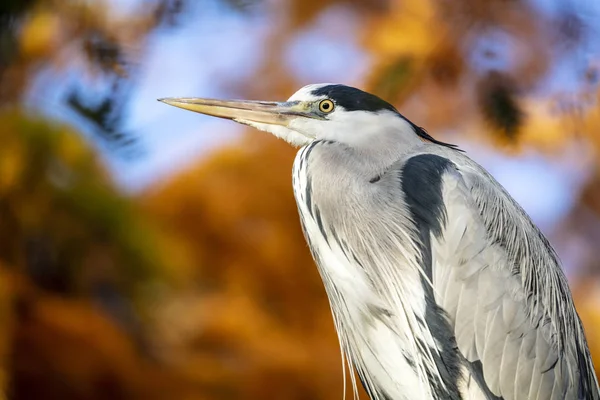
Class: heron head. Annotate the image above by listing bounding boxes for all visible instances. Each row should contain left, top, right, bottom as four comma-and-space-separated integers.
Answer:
159, 84, 428, 148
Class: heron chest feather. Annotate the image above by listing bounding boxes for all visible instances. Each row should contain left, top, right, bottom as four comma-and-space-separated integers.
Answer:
291, 142, 451, 400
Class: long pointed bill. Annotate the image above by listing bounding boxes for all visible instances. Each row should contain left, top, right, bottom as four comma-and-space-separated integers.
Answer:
158, 98, 315, 127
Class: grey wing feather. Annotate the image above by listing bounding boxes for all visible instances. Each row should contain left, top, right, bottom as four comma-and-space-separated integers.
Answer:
426, 156, 599, 400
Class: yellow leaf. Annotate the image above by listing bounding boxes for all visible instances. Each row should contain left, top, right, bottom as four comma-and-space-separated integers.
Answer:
20, 11, 61, 59
363, 0, 439, 59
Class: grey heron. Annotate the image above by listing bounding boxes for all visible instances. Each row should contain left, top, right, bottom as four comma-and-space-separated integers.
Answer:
160, 84, 599, 400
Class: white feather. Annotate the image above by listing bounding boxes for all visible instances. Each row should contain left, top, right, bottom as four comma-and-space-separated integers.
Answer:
292, 144, 438, 400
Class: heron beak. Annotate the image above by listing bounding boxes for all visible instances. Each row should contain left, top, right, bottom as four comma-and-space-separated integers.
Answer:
158, 97, 315, 127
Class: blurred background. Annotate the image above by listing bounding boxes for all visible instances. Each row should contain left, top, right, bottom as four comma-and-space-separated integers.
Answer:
1, 0, 600, 398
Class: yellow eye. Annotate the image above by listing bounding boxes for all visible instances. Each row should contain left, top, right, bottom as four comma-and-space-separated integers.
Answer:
318, 99, 335, 113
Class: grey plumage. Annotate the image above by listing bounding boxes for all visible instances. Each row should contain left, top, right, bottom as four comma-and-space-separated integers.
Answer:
294, 138, 597, 399
160, 83, 600, 400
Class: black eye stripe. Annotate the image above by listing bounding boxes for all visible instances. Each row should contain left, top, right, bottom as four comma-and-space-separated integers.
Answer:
308, 84, 461, 150
311, 84, 397, 113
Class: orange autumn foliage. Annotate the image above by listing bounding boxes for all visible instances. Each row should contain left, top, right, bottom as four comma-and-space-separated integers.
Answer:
143, 136, 349, 398
0, 0, 600, 399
